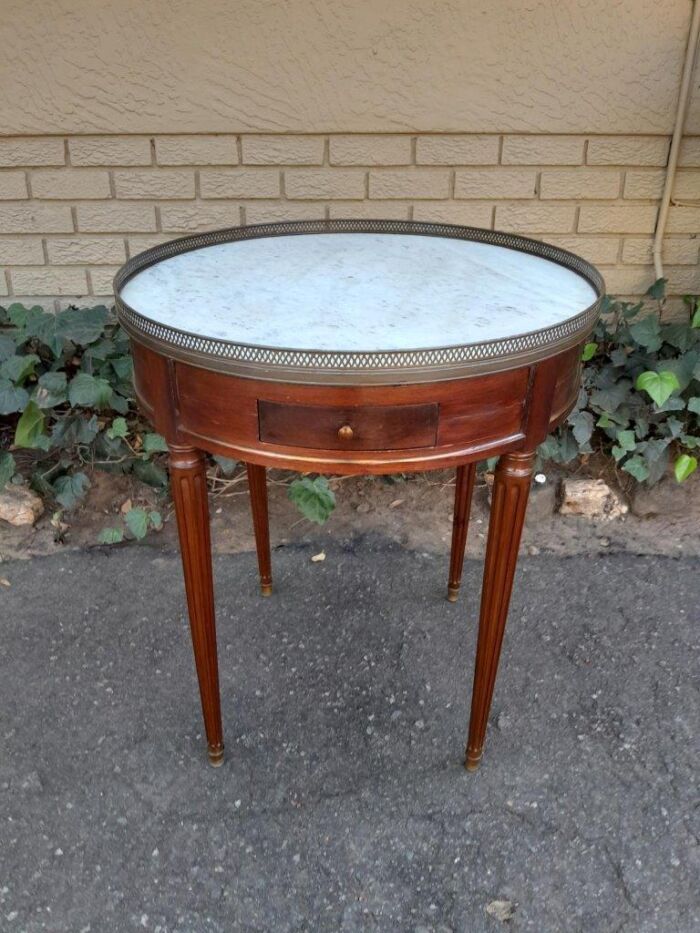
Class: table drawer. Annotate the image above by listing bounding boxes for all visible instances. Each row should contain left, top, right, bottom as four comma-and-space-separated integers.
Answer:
258, 400, 439, 451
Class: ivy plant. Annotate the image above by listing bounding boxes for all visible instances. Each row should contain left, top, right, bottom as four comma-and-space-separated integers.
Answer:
540, 281, 700, 485
0, 302, 168, 514
2, 282, 698, 540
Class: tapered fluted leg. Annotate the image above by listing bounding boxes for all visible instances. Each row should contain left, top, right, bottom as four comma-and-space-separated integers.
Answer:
169, 445, 224, 767
447, 463, 477, 602
465, 451, 535, 771
246, 463, 272, 596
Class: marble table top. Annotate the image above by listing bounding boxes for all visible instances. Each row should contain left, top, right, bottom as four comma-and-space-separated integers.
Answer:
119, 231, 598, 354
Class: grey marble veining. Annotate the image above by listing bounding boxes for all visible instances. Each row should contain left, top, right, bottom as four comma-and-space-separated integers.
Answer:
120, 233, 597, 352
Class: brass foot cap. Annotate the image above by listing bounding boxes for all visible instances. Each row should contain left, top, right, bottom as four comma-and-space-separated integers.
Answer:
465, 752, 482, 772
207, 745, 225, 768
260, 582, 273, 597
447, 585, 460, 603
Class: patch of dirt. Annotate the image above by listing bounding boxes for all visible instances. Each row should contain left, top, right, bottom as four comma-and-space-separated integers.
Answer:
1, 462, 698, 563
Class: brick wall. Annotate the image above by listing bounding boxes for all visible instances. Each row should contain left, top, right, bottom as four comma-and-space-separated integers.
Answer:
1, 133, 699, 316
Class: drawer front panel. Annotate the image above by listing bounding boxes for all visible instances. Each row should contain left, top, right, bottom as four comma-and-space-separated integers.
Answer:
258, 400, 439, 451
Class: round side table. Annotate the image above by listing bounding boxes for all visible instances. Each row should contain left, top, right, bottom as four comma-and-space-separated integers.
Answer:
114, 219, 603, 771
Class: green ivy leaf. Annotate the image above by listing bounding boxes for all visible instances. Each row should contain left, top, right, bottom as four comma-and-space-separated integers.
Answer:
688, 397, 700, 415
622, 455, 650, 482
109, 392, 129, 415
68, 372, 113, 409
666, 416, 684, 439
656, 396, 686, 413
142, 432, 168, 454
674, 454, 697, 484
569, 410, 594, 447
50, 413, 99, 449
692, 306, 700, 328
581, 342, 598, 362
680, 434, 700, 449
55, 305, 109, 346
288, 475, 336, 525
635, 371, 680, 407
33, 371, 68, 408
8, 303, 30, 327
0, 353, 40, 385
213, 455, 237, 476
0, 378, 29, 415
16, 306, 63, 356
52, 471, 91, 509
84, 337, 115, 362
107, 416, 128, 439
615, 429, 636, 451
98, 527, 124, 545
612, 429, 636, 459
640, 440, 671, 485
125, 507, 149, 539
537, 435, 560, 462
644, 278, 667, 301
629, 315, 662, 352
133, 459, 169, 488
14, 400, 49, 449
0, 334, 17, 362
110, 355, 133, 381
661, 323, 697, 352
590, 380, 632, 414
148, 510, 163, 530
656, 351, 698, 393
0, 451, 16, 488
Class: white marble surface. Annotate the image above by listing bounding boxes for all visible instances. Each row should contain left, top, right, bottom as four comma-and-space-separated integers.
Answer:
120, 233, 597, 351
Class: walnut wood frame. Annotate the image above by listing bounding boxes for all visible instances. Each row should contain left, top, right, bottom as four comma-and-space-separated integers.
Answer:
125, 335, 586, 770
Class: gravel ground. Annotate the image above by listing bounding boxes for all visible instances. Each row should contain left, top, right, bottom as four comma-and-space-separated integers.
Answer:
0, 539, 698, 932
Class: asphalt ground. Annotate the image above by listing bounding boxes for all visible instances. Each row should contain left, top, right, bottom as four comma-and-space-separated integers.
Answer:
0, 539, 698, 932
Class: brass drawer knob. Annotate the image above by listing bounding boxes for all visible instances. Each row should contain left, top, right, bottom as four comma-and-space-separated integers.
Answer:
337, 423, 354, 441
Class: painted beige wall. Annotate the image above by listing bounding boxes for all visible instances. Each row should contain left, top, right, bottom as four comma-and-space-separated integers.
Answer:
0, 1, 698, 307
1, 0, 697, 135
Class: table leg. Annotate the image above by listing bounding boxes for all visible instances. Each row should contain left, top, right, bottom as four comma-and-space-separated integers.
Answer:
447, 463, 477, 602
246, 463, 273, 596
465, 451, 535, 771
169, 445, 224, 767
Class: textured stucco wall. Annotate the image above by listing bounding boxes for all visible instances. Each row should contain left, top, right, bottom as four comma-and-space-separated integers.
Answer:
1, 0, 698, 135
0, 0, 698, 307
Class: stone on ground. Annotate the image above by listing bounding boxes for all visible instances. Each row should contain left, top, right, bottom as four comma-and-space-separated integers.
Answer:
0, 485, 44, 526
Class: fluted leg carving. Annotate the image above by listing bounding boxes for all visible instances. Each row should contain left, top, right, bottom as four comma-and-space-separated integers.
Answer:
246, 463, 272, 596
169, 445, 224, 767
465, 451, 535, 771
447, 462, 477, 602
